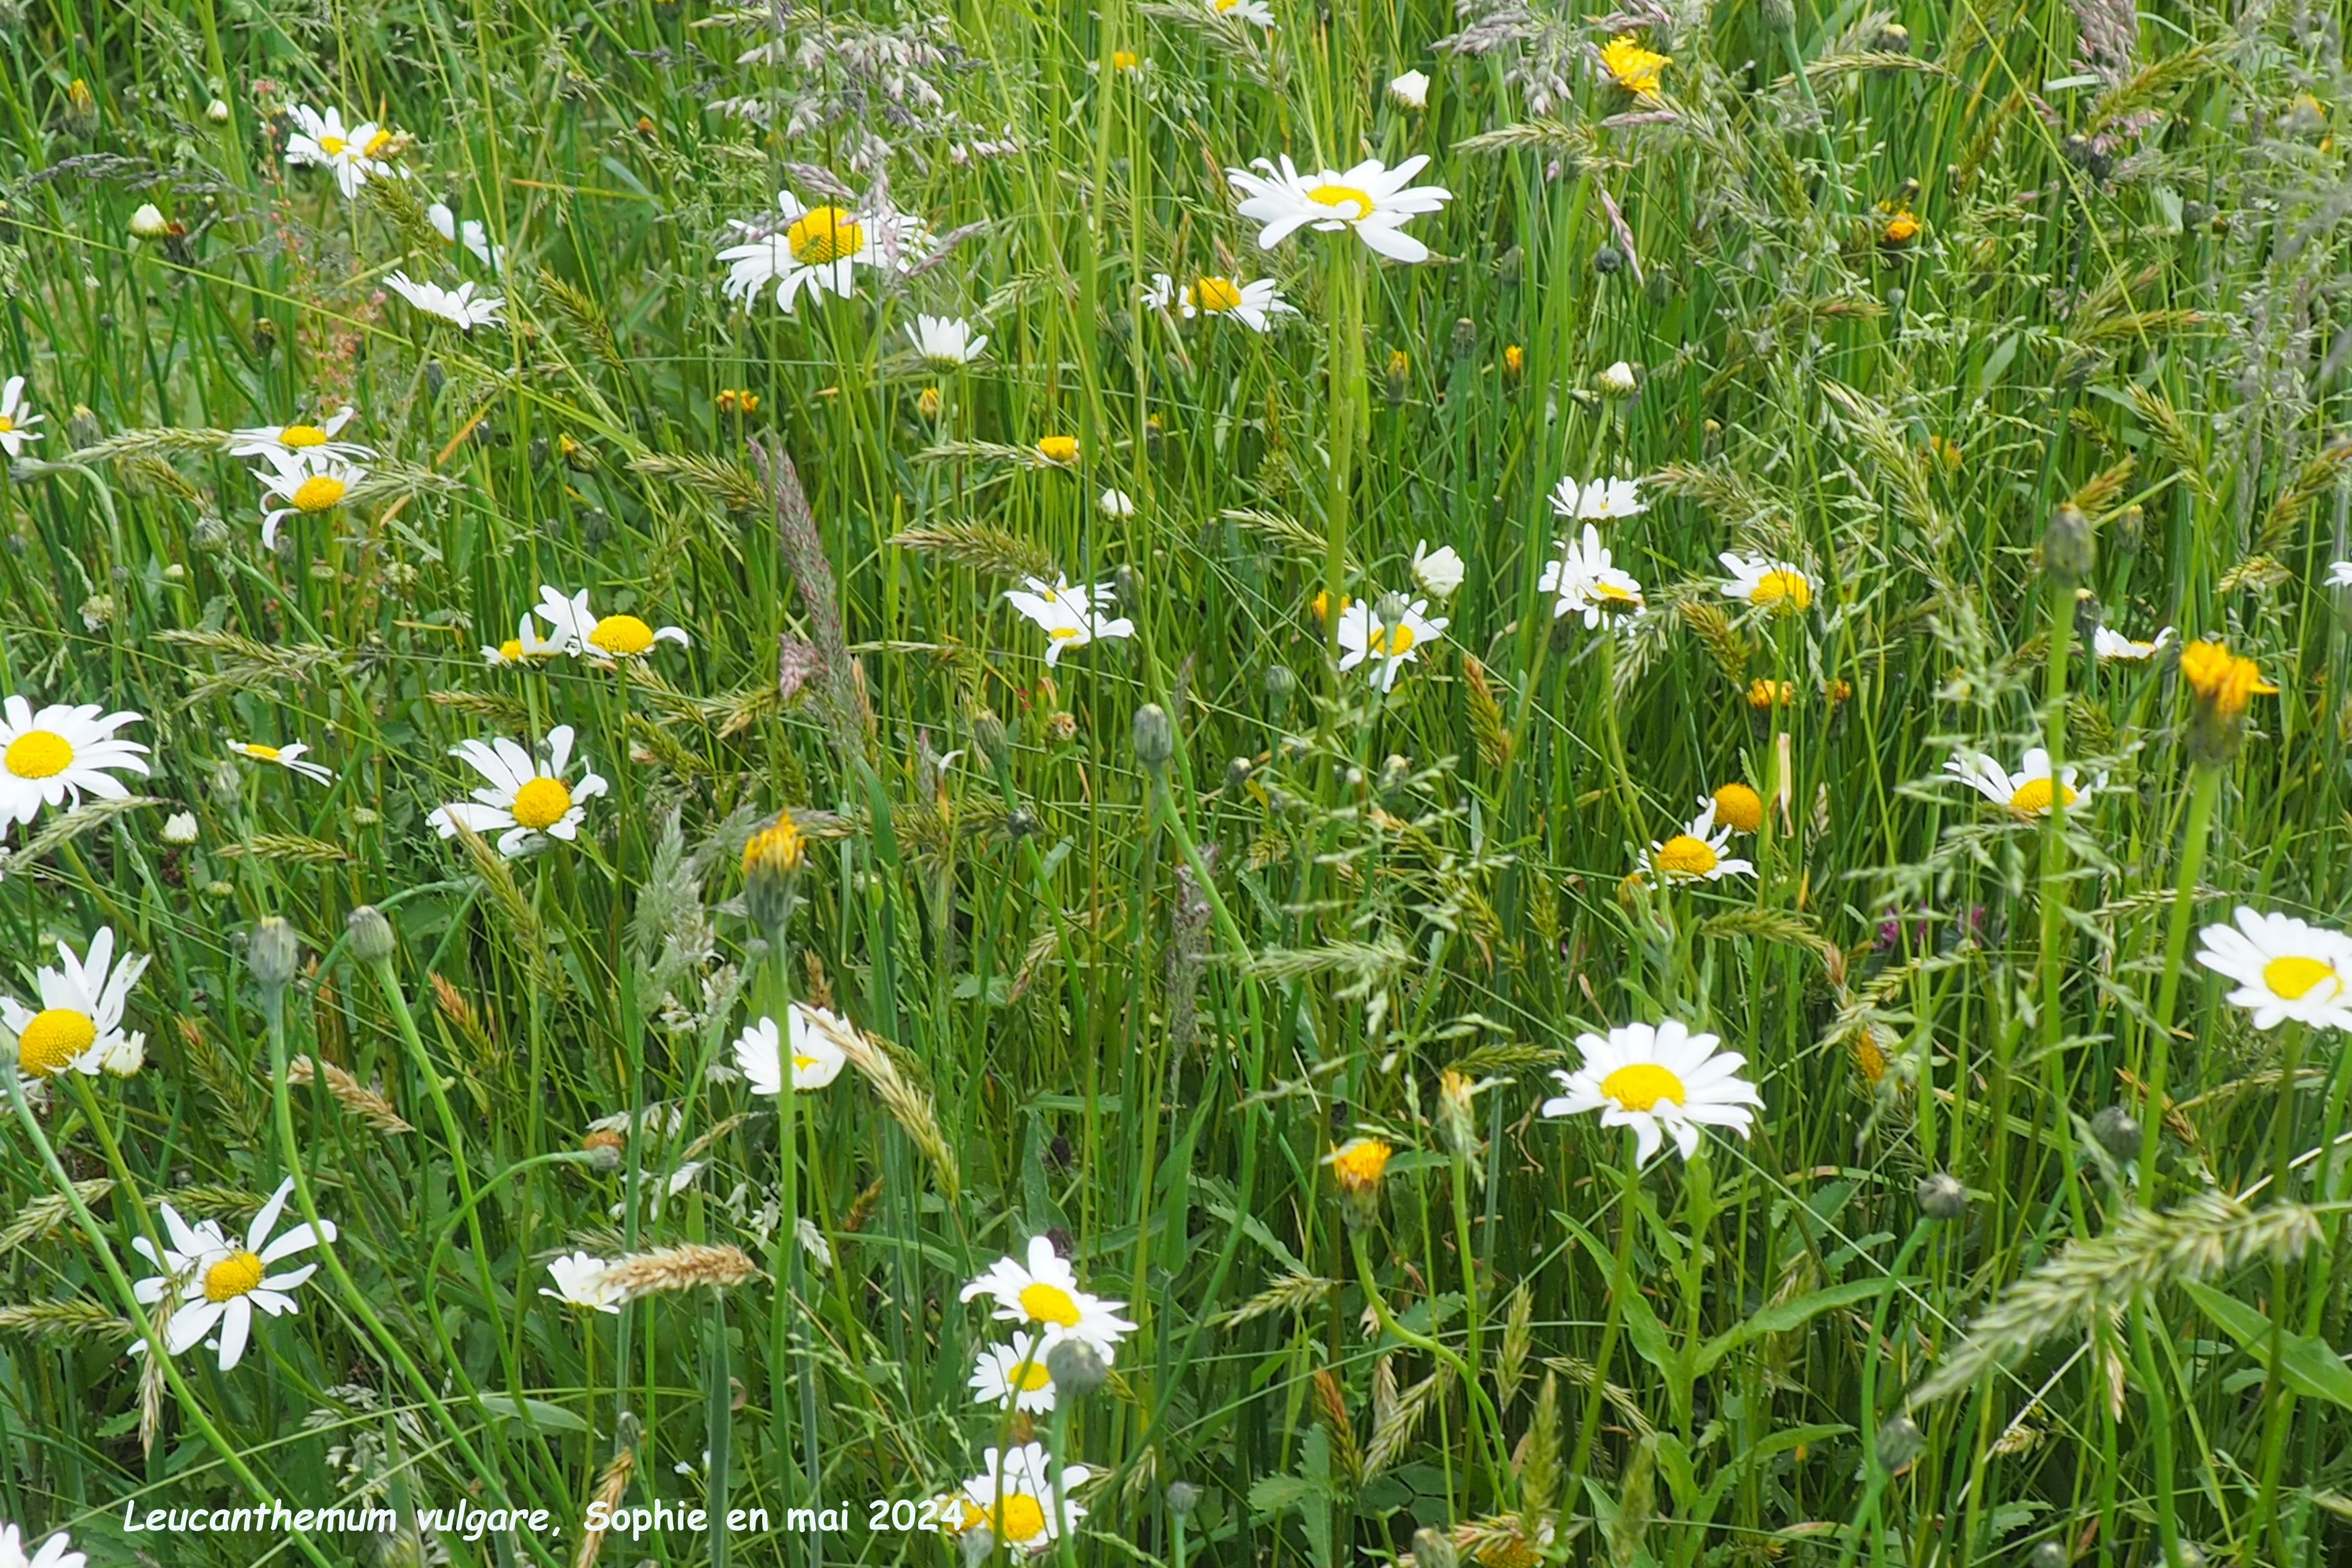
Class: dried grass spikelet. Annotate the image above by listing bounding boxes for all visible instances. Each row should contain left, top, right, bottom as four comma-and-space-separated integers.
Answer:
574, 1442, 638, 1568
0, 1179, 112, 1255
1908, 1192, 2320, 1406
799, 1007, 961, 1196
1676, 600, 1750, 687
1207, 1268, 1339, 1329
594, 1243, 762, 1303
1461, 654, 1511, 771
285, 1056, 414, 1134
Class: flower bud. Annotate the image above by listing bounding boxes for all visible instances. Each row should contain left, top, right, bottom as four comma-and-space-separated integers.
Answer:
1411, 1529, 1458, 1568
972, 709, 1010, 770
130, 203, 172, 240
1098, 486, 1136, 520
1594, 244, 1624, 275
2090, 1104, 2142, 1164
206, 98, 232, 123
1760, 0, 1794, 31
1045, 1336, 1109, 1398
742, 811, 807, 934
2027, 1541, 2069, 1568
1132, 703, 1174, 772
1384, 349, 1411, 406
346, 904, 397, 965
958, 1525, 997, 1566
1437, 1069, 1483, 1159
65, 404, 101, 452
1164, 1482, 1199, 1518
2042, 503, 2095, 584
1263, 664, 1296, 715
1597, 359, 1639, 399
1915, 1172, 1967, 1220
1223, 756, 1253, 793
249, 917, 301, 992
1873, 1413, 1924, 1475
161, 811, 199, 847
1449, 317, 1477, 363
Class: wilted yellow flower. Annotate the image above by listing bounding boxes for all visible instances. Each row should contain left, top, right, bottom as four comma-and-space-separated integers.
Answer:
1600, 37, 1670, 97
916, 385, 943, 420
2181, 638, 2276, 765
1502, 344, 1524, 379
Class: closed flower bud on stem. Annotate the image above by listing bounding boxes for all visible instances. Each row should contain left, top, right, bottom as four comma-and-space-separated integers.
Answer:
742, 811, 807, 935
1132, 703, 1175, 772
1411, 1527, 1458, 1568
2090, 1104, 2142, 1164
249, 917, 301, 993
1874, 1413, 1924, 1475
346, 904, 397, 965
1045, 1335, 1109, 1398
1164, 1482, 1199, 1518
1915, 1171, 1967, 1220
972, 709, 1010, 770
2042, 503, 2095, 584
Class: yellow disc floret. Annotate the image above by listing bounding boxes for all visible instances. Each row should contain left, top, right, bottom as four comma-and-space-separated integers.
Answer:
1749, 569, 1812, 611
2006, 779, 2074, 815
786, 206, 865, 266
992, 1496, 1047, 1545
2264, 954, 2342, 1002
589, 614, 656, 656
280, 423, 327, 448
510, 776, 574, 831
204, 1249, 265, 1302
1193, 276, 1244, 312
291, 475, 347, 511
5, 729, 75, 780
1600, 1062, 1686, 1112
1653, 835, 1718, 877
1711, 782, 1764, 832
1018, 1281, 1083, 1327
1305, 183, 1375, 219
16, 1008, 96, 1076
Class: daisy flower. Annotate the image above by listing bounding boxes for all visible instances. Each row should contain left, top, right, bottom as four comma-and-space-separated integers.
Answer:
0, 376, 45, 458
717, 189, 929, 314
541, 1252, 624, 1314
1638, 800, 1754, 885
254, 448, 368, 549
907, 315, 988, 367
432, 724, 609, 857
2195, 908, 2352, 1031
1719, 552, 1816, 615
961, 1235, 1136, 1354
1204, 0, 1276, 24
1336, 593, 1447, 692
427, 201, 505, 269
534, 585, 691, 665
1227, 155, 1452, 263
2093, 624, 2176, 662
0, 697, 148, 837
733, 1003, 850, 1094
1411, 540, 1465, 600
1142, 273, 1297, 332
227, 742, 334, 785
2331, 560, 2352, 588
1548, 476, 1647, 521
1541, 1019, 1762, 1166
283, 104, 395, 196
481, 614, 571, 667
3, 926, 147, 1080
384, 272, 505, 331
1944, 747, 2096, 818
957, 1444, 1090, 1556
227, 405, 373, 462
1389, 69, 1431, 109
0, 1524, 83, 1568
1003, 576, 1134, 666
1598, 36, 1671, 97
970, 1332, 1062, 1413
1538, 524, 1645, 627
131, 1179, 334, 1372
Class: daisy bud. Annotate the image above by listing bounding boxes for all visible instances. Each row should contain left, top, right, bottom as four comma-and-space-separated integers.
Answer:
1449, 317, 1477, 364
346, 904, 397, 965
1045, 1335, 1109, 1399
1223, 756, 1253, 793
1098, 486, 1136, 520
742, 812, 807, 935
252, 316, 278, 358
1914, 1171, 1967, 1220
1411, 1527, 1458, 1568
1132, 703, 1175, 773
249, 916, 302, 992
191, 513, 230, 552
207, 759, 244, 811
1164, 1482, 1199, 1518
2112, 503, 2144, 556
1263, 664, 1296, 715
129, 203, 171, 240
1497, 245, 1523, 286
1873, 1414, 1924, 1476
65, 404, 101, 451
2090, 1104, 2141, 1163
207, 97, 232, 122
1597, 360, 1640, 400
1594, 244, 1625, 275
1437, 1068, 1481, 1159
2041, 503, 2095, 584
1387, 69, 1430, 111
1759, 0, 1794, 30
2027, 1541, 2069, 1568
161, 811, 199, 846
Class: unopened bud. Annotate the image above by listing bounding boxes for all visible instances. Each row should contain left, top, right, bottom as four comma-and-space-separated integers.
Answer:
346, 904, 396, 965
1411, 1527, 1458, 1568
1263, 664, 1296, 714
1874, 1413, 1924, 1475
742, 812, 806, 934
1448, 317, 1476, 363
971, 709, 1010, 769
65, 405, 101, 452
1132, 703, 1174, 771
1760, 0, 1794, 31
1915, 1172, 1967, 1220
2042, 503, 2095, 584
1384, 349, 1410, 405
1164, 1482, 1199, 1518
2090, 1104, 2142, 1163
1044, 1336, 1109, 1398
2027, 1541, 2069, 1568
249, 917, 301, 992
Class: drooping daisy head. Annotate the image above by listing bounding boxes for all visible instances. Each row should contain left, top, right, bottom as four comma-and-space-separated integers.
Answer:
0, 376, 47, 458
970, 1331, 1062, 1414
1336, 592, 1447, 692
227, 741, 334, 785
960, 1235, 1136, 1354
0, 1523, 84, 1568
226, 406, 371, 462
733, 1002, 850, 1095
130, 1179, 335, 1371
482, 614, 571, 667
1541, 1019, 1762, 1165
1638, 800, 1754, 886
2195, 908, 2352, 1031
384, 272, 505, 331
1598, 36, 1671, 97
254, 448, 368, 549
1227, 155, 1453, 263
1718, 552, 1816, 615
1411, 540, 1465, 600
1944, 747, 2096, 818
2, 926, 147, 1080
0, 697, 148, 837
540, 1252, 625, 1314
432, 724, 610, 857
1548, 475, 1647, 521
534, 585, 690, 666
1003, 576, 1135, 666
908, 314, 988, 367
2092, 624, 2175, 663
1538, 524, 1646, 628
957, 1444, 1091, 1556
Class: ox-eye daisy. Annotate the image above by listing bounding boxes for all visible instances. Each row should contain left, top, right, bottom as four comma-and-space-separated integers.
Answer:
1541, 1019, 1761, 1166
534, 585, 690, 666
228, 406, 372, 461
283, 105, 395, 197
2330, 560, 2352, 589
482, 614, 571, 667
1719, 552, 1815, 614
0, 698, 148, 837
0, 1523, 83, 1568
906, 315, 987, 367
2093, 624, 2175, 662
2196, 908, 2352, 1031
718, 189, 928, 314
1227, 155, 1452, 263
131, 1179, 334, 1371
1337, 593, 1447, 692
1539, 524, 1645, 627
1205, 0, 1276, 23
254, 448, 367, 549
734, 1003, 850, 1094
0, 376, 45, 458
1141, 273, 1297, 332
958, 1444, 1090, 1556
3, 926, 146, 1080
1945, 747, 2096, 818
970, 1332, 1062, 1414
1638, 800, 1753, 885
385, 273, 505, 331
1004, 577, 1134, 665
1549, 476, 1647, 521
228, 742, 334, 785
432, 725, 608, 857
541, 1252, 624, 1314
962, 1235, 1136, 1355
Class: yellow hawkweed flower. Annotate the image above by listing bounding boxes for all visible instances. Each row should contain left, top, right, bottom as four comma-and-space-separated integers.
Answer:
743, 811, 807, 932
2181, 638, 2276, 765
1878, 204, 1921, 248
1710, 782, 1764, 833
1746, 678, 1795, 709
1037, 434, 1080, 465
1600, 37, 1671, 97
1326, 1137, 1393, 1227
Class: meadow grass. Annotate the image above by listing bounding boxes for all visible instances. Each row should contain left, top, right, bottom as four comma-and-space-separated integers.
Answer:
2, 0, 2352, 1565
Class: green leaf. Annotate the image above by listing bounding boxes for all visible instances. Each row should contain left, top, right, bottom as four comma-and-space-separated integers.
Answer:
2181, 1282, 2352, 1410
1695, 1279, 1894, 1376
475, 1394, 589, 1432
1559, 1212, 1674, 1376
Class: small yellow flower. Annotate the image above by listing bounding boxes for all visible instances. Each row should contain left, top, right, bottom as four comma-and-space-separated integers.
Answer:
1111, 49, 1140, 70
1710, 782, 1764, 833
1878, 204, 1922, 248
1745, 678, 1795, 709
916, 385, 944, 420
1326, 1137, 1393, 1193
743, 811, 807, 933
716, 388, 761, 415
1928, 434, 1962, 471
1037, 434, 1080, 465
1600, 37, 1671, 97
1502, 344, 1524, 379
2179, 639, 2275, 720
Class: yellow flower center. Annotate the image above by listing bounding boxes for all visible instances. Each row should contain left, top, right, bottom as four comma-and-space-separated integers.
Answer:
589, 614, 657, 655
280, 423, 327, 448
497, 639, 524, 662
16, 1009, 96, 1076
1654, 835, 1718, 876
1112, 49, 1139, 68
291, 474, 346, 511
787, 206, 865, 266
0, 416, 14, 434
242, 743, 283, 762
792, 1052, 822, 1072
2006, 779, 2074, 815
1194, 276, 1244, 312
1018, 1281, 1083, 1327
1594, 581, 1639, 605
1367, 622, 1417, 656
1599, 1062, 1686, 1113
2264, 955, 2341, 1002
318, 135, 347, 155
1017, 1359, 1052, 1391
5, 729, 75, 780
992, 1495, 1048, 1545
363, 129, 395, 157
1712, 783, 1763, 832
1306, 183, 1376, 220
204, 1249, 265, 1302
1749, 570, 1812, 611
510, 775, 574, 830
1038, 435, 1080, 464
1048, 626, 1084, 641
